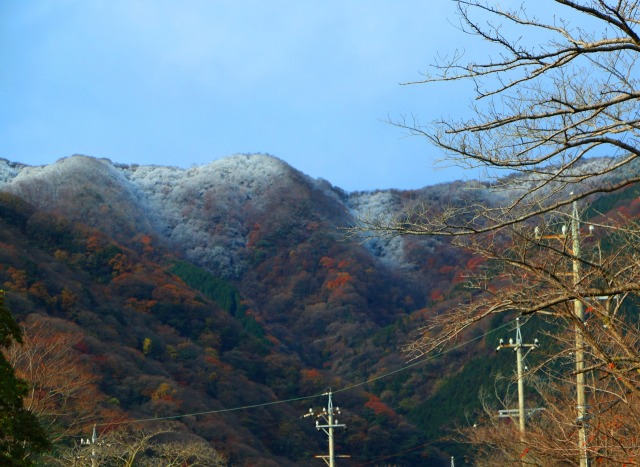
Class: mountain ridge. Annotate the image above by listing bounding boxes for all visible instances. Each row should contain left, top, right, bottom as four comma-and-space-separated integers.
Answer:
0, 153, 456, 465
0, 153, 448, 274
0, 152, 539, 465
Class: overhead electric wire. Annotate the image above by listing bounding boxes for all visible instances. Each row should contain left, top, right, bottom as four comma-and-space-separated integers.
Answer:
352, 438, 446, 466
96, 319, 513, 428
334, 319, 513, 396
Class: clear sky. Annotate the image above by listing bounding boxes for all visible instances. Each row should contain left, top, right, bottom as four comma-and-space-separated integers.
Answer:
1, 1, 503, 191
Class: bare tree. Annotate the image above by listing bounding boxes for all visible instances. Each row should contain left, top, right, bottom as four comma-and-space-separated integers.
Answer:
54, 423, 227, 467
348, 0, 640, 360
351, 0, 640, 292
354, 0, 640, 237
460, 360, 640, 465
348, 1, 640, 464
5, 315, 116, 445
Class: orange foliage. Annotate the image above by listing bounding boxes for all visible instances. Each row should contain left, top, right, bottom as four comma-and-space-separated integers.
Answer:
326, 272, 353, 290
617, 205, 631, 219
265, 334, 281, 346
465, 255, 485, 272
204, 355, 232, 372
152, 283, 197, 306
109, 253, 133, 276
301, 368, 323, 383
151, 382, 177, 402
0, 241, 16, 253
8, 315, 122, 443
54, 249, 70, 261
629, 197, 640, 216
126, 298, 157, 313
364, 394, 396, 418
29, 281, 52, 303
137, 235, 154, 254
438, 265, 455, 275
452, 269, 466, 285
5, 267, 28, 291
86, 234, 102, 253
203, 355, 220, 366
319, 256, 335, 269
59, 287, 78, 311
152, 284, 183, 303
250, 223, 263, 248
430, 289, 445, 302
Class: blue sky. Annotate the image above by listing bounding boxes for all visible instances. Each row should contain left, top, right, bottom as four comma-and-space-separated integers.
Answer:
2, 1, 504, 191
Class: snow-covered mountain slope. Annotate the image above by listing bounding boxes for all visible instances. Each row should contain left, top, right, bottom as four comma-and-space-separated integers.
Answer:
0, 154, 360, 275
0, 153, 488, 275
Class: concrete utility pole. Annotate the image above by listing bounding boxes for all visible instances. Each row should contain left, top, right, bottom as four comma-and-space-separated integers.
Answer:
496, 318, 539, 438
303, 390, 349, 466
80, 424, 98, 467
536, 196, 591, 467
92, 424, 97, 467
570, 199, 589, 467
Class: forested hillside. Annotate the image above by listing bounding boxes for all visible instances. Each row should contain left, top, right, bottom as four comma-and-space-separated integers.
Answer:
0, 154, 633, 465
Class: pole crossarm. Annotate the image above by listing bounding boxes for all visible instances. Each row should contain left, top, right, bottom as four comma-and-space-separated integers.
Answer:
303, 390, 349, 466
498, 408, 545, 419
496, 318, 540, 438
535, 197, 589, 467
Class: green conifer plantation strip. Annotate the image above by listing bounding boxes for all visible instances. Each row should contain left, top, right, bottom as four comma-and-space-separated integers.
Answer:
169, 261, 241, 317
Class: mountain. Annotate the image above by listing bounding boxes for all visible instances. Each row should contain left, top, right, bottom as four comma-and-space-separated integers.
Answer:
0, 153, 530, 465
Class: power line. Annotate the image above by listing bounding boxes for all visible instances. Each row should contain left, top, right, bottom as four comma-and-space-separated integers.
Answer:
495, 317, 540, 437
303, 390, 349, 466
98, 392, 319, 428
352, 438, 446, 467
334, 320, 512, 396
96, 320, 513, 428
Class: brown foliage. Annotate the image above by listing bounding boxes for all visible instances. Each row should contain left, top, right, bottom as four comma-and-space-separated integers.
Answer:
6, 314, 123, 444
55, 422, 227, 466
461, 372, 640, 465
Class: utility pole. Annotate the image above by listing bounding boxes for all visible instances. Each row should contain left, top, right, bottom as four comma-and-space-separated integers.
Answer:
570, 198, 589, 467
80, 424, 98, 467
303, 390, 349, 466
496, 318, 539, 438
91, 424, 97, 467
536, 196, 591, 466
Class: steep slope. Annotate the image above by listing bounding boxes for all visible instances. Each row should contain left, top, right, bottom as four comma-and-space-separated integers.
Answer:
122, 153, 349, 278
2, 156, 156, 240
0, 154, 452, 465
3, 153, 597, 464
0, 192, 310, 465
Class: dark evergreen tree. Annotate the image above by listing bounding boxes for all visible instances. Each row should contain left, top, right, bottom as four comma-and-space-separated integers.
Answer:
0, 291, 50, 466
